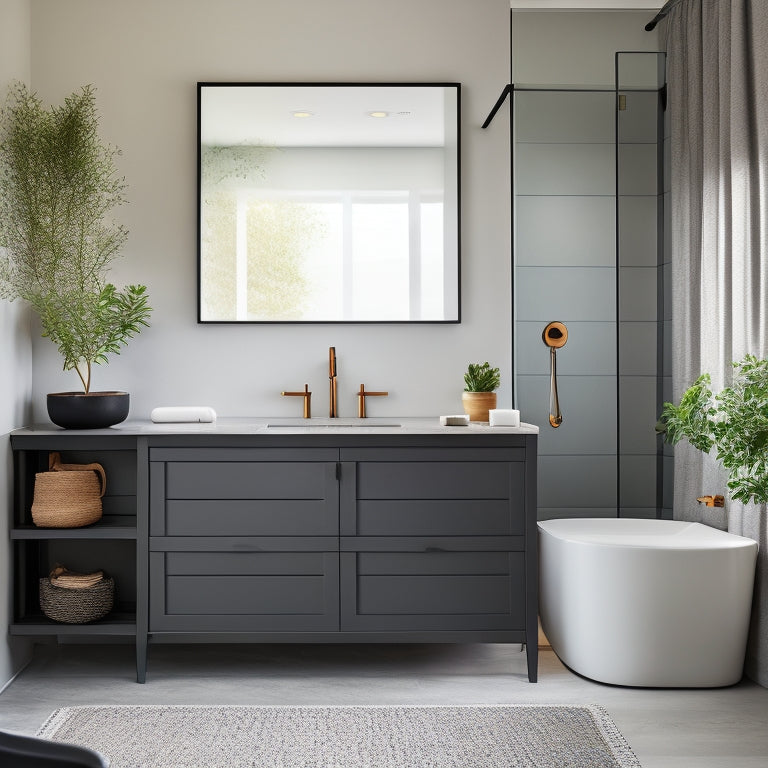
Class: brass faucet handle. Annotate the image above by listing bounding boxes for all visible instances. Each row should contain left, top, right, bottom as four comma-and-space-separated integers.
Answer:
281, 384, 312, 418
328, 347, 338, 418
697, 494, 725, 507
357, 384, 388, 418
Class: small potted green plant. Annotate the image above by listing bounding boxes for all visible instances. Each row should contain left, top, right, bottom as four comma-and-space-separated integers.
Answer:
0, 82, 151, 428
659, 354, 768, 505
462, 361, 501, 422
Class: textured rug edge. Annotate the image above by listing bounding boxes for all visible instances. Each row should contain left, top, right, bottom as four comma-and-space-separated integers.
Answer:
38, 706, 77, 739
584, 704, 643, 768
38, 703, 642, 768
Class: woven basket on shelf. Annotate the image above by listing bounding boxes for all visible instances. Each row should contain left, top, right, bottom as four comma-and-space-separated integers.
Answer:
31, 452, 106, 528
39, 575, 115, 624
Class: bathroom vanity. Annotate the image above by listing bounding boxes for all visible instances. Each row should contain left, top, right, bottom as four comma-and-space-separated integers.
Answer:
10, 419, 538, 683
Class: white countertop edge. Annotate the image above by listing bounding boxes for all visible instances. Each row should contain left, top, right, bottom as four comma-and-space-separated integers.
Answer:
14, 417, 539, 436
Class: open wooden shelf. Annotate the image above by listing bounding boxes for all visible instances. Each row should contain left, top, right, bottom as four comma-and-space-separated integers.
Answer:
11, 519, 137, 540
10, 610, 137, 636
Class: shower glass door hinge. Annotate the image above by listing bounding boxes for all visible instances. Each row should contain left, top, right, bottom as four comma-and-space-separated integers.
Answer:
618, 94, 627, 111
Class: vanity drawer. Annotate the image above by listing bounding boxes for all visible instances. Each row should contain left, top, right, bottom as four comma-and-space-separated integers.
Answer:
340, 550, 525, 632
164, 460, 332, 499
157, 500, 337, 537
149, 550, 339, 632
354, 499, 520, 536
340, 457, 525, 536
149, 459, 338, 536
356, 460, 517, 499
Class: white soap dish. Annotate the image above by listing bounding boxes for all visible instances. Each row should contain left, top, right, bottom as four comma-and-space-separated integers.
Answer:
489, 409, 521, 427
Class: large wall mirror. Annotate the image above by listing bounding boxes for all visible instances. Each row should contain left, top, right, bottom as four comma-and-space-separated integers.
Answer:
198, 83, 460, 322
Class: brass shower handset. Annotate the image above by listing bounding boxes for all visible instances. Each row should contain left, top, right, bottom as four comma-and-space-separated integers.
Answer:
542, 322, 568, 428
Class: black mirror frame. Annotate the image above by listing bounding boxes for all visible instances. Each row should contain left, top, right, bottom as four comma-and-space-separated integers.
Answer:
196, 81, 461, 325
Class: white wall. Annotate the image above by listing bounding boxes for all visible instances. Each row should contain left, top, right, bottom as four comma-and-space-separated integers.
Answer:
29, 0, 512, 421
0, 0, 34, 689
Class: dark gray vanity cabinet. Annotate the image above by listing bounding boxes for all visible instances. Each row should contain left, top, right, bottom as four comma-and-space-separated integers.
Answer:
339, 448, 527, 633
148, 448, 340, 632
11, 426, 538, 683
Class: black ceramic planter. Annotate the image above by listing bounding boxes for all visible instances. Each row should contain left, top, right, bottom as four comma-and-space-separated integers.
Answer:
47, 391, 130, 429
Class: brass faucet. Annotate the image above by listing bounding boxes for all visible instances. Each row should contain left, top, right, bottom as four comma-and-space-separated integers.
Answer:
357, 384, 388, 418
329, 346, 338, 418
281, 384, 311, 418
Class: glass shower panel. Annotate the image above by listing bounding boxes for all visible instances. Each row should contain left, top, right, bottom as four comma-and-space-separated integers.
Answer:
514, 87, 618, 520
616, 52, 667, 519
513, 53, 666, 521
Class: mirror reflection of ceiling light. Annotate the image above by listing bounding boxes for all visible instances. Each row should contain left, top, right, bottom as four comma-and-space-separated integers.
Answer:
368, 111, 389, 118
291, 110, 314, 118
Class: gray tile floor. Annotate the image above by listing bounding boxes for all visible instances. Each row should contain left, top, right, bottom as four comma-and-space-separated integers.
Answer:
1, 642, 767, 768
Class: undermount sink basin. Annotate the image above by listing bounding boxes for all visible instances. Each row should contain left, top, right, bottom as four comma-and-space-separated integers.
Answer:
266, 419, 401, 429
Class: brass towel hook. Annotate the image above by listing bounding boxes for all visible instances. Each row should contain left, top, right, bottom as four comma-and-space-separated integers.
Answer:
542, 322, 568, 428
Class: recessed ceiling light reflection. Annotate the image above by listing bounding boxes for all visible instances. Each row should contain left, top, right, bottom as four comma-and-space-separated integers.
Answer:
291, 110, 314, 118
368, 111, 389, 118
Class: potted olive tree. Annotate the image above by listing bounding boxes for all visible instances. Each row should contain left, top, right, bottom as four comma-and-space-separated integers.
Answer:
462, 361, 500, 422
0, 82, 151, 428
660, 354, 768, 504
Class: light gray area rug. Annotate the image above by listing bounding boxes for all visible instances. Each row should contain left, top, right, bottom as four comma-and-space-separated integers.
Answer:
38, 704, 642, 768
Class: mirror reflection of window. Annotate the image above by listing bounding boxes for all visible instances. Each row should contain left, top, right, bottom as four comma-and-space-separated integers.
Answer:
206, 192, 445, 321
198, 84, 460, 323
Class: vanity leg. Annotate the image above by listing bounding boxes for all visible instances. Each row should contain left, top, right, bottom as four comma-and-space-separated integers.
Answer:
136, 635, 147, 684
526, 635, 538, 683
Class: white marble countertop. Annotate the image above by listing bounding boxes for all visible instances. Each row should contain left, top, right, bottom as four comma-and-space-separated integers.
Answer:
14, 417, 539, 436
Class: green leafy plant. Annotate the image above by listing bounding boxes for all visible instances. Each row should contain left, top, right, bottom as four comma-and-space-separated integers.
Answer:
0, 82, 151, 393
659, 354, 768, 504
463, 362, 501, 393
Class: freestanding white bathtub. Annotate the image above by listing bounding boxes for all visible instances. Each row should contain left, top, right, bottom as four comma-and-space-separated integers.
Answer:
538, 518, 758, 687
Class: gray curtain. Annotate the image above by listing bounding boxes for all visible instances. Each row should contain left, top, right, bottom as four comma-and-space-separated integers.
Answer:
667, 0, 768, 686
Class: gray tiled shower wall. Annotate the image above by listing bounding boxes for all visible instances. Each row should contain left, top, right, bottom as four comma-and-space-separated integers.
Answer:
514, 55, 667, 520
